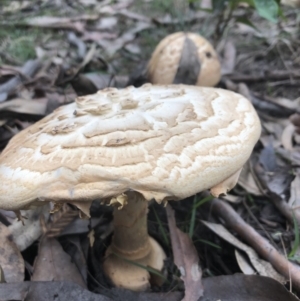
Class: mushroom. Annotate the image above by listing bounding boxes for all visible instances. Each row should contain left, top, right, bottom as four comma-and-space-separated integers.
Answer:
147, 32, 221, 87
0, 84, 261, 291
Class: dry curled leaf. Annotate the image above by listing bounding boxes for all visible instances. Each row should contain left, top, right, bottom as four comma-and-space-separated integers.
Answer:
166, 205, 203, 301
281, 123, 295, 151
202, 221, 285, 283
46, 204, 79, 238
24, 16, 86, 33
0, 223, 24, 282
290, 113, 300, 134
32, 236, 86, 288
221, 41, 236, 75
235, 249, 256, 275
0, 98, 47, 115
238, 160, 263, 196
9, 204, 50, 251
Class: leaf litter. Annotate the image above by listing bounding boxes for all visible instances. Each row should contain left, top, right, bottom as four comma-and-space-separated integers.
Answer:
1, 0, 300, 300
166, 204, 203, 301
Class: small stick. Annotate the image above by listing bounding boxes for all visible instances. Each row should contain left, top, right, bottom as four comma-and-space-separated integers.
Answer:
226, 70, 300, 82
207, 196, 300, 291
0, 59, 42, 96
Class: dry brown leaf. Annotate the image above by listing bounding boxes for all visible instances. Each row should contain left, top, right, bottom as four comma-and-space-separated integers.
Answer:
46, 204, 78, 238
153, 11, 208, 25
0, 66, 22, 77
32, 236, 86, 288
9, 204, 50, 251
117, 9, 151, 23
60, 217, 103, 236
97, 22, 152, 56
64, 236, 88, 284
238, 160, 263, 196
124, 43, 141, 55
67, 32, 87, 59
235, 249, 256, 275
84, 73, 128, 89
78, 44, 97, 71
61, 44, 97, 86
0, 223, 24, 282
281, 123, 295, 151
24, 16, 97, 33
166, 205, 203, 301
2, 0, 31, 12
256, 143, 294, 198
288, 172, 300, 208
81, 31, 118, 42
96, 16, 118, 29
0, 120, 7, 127
0, 59, 42, 96
221, 194, 241, 203
266, 96, 300, 110
202, 221, 286, 283
0, 93, 7, 103
290, 113, 300, 134
77, 0, 99, 5
221, 41, 236, 75
200, 0, 212, 9
0, 98, 47, 115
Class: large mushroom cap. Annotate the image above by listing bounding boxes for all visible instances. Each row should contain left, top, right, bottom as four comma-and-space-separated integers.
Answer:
0, 84, 261, 211
147, 32, 221, 87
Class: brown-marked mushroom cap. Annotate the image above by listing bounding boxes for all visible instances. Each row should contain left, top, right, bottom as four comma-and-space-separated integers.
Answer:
0, 84, 261, 291
0, 84, 261, 212
147, 32, 221, 87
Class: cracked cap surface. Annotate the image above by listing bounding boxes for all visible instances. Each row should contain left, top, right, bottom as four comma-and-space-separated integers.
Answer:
0, 84, 261, 210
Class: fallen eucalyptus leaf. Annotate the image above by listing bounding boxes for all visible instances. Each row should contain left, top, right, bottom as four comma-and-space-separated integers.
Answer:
238, 160, 263, 196
166, 205, 203, 301
32, 236, 86, 288
0, 98, 47, 115
9, 204, 50, 251
202, 221, 286, 283
0, 223, 24, 282
235, 249, 256, 275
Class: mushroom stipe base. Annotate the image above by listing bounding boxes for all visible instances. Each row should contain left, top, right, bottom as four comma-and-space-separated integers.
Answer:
104, 237, 166, 291
103, 191, 166, 291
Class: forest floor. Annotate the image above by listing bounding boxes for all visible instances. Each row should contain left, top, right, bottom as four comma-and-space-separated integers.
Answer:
0, 1, 300, 301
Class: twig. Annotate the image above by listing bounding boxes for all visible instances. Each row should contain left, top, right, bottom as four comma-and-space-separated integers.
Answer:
279, 234, 292, 292
226, 70, 300, 82
242, 199, 277, 247
205, 196, 300, 291
272, 196, 300, 228
0, 59, 42, 95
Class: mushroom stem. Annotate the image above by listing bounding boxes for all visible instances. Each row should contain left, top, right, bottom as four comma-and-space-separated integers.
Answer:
103, 191, 166, 291
111, 191, 151, 259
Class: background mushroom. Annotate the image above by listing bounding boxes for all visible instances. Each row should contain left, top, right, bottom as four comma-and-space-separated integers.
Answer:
0, 84, 261, 291
147, 32, 221, 87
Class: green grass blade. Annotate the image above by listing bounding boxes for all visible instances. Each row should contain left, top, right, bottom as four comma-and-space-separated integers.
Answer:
111, 252, 167, 282
189, 195, 197, 238
193, 195, 213, 209
153, 206, 169, 246
289, 212, 299, 258
193, 239, 221, 249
